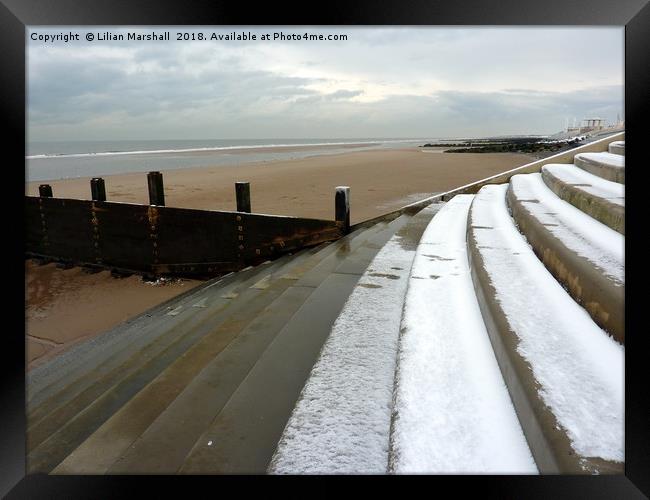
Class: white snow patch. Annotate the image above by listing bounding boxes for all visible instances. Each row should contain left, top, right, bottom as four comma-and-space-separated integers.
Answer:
390, 195, 537, 474
269, 209, 438, 474
510, 173, 624, 284
543, 163, 624, 207
471, 184, 624, 463
575, 151, 625, 168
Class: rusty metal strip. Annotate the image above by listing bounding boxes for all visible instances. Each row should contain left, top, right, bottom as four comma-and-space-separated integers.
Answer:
235, 213, 245, 260
90, 202, 102, 264
38, 198, 49, 251
147, 205, 160, 266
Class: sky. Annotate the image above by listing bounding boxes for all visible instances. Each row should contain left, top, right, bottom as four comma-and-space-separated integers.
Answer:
27, 27, 624, 141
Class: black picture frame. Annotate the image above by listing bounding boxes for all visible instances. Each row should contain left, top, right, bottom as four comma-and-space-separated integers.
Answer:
2, 0, 648, 497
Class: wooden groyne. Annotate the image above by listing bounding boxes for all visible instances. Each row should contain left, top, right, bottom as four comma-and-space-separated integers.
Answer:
26, 172, 351, 278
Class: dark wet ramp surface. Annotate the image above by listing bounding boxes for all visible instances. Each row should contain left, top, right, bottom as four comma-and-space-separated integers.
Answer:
27, 212, 417, 474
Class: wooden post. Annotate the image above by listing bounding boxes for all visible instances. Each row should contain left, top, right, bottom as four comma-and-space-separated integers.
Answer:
39, 184, 53, 198
335, 186, 350, 234
90, 178, 106, 202
147, 171, 165, 206
235, 181, 251, 213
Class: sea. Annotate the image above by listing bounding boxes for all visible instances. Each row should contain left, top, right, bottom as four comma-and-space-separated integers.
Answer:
25, 138, 445, 182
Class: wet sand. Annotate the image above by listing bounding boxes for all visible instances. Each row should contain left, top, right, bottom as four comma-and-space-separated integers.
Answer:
25, 261, 201, 370
26, 147, 534, 368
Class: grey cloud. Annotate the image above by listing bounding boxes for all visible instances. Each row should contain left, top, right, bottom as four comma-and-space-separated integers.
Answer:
27, 27, 623, 141
28, 51, 319, 128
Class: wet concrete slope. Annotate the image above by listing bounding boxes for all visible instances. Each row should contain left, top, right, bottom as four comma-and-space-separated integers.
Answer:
27, 214, 413, 474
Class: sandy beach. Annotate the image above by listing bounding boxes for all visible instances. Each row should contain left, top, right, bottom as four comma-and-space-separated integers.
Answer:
26, 147, 534, 368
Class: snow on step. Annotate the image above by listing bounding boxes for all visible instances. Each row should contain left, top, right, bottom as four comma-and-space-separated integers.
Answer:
576, 152, 625, 168
608, 141, 625, 155
389, 195, 537, 474
542, 164, 625, 207
509, 173, 624, 285
471, 184, 624, 464
269, 208, 438, 474
574, 152, 625, 183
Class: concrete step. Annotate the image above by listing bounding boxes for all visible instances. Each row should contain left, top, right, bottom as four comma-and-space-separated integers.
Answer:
31, 230, 375, 411
28, 219, 401, 473
177, 215, 414, 473
27, 255, 297, 410
507, 173, 624, 343
269, 203, 444, 474
388, 195, 536, 474
468, 183, 624, 474
292, 218, 394, 288
27, 242, 347, 472
27, 274, 297, 472
541, 163, 624, 234
54, 285, 315, 474
50, 223, 389, 474
27, 251, 311, 426
608, 141, 625, 155
574, 152, 625, 183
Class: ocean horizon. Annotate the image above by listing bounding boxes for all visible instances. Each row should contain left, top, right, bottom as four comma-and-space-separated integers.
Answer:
26, 138, 441, 182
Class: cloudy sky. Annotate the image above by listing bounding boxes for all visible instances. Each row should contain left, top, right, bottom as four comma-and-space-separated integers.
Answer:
27, 27, 624, 141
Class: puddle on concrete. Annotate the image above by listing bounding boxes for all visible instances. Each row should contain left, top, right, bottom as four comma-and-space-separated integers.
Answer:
394, 202, 445, 251
375, 192, 440, 212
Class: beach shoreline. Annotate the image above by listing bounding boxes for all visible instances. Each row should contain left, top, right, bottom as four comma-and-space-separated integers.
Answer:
26, 147, 535, 369
26, 140, 425, 183
27, 141, 387, 161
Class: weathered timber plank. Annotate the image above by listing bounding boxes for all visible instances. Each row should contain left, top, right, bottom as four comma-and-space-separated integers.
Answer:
25, 196, 343, 276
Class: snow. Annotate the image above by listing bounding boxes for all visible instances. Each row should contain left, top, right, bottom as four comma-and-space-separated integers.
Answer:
269, 209, 438, 474
543, 163, 624, 206
509, 173, 624, 284
575, 151, 625, 168
470, 184, 624, 464
390, 195, 537, 474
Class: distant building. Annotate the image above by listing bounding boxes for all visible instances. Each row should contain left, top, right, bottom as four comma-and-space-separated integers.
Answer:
556, 115, 623, 139
580, 118, 605, 132
565, 117, 606, 135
